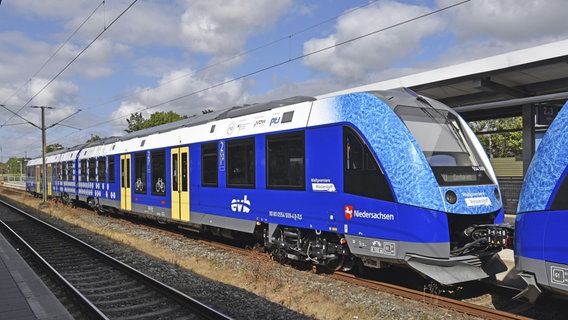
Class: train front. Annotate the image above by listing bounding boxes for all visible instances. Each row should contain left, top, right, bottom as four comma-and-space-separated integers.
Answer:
327, 89, 513, 285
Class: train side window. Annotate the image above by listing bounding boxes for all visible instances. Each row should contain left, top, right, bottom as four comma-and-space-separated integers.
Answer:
134, 152, 147, 194
266, 131, 305, 190
88, 158, 96, 182
67, 161, 74, 181
202, 143, 218, 187
80, 159, 87, 182
62, 162, 67, 181
343, 127, 394, 201
227, 138, 255, 188
97, 157, 106, 182
151, 150, 166, 196
108, 157, 115, 183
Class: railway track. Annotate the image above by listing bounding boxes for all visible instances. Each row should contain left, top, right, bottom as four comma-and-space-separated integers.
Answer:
0, 199, 232, 320
330, 272, 530, 320
196, 232, 531, 319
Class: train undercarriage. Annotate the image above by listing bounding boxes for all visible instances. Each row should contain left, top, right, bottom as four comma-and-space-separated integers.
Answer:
263, 226, 350, 271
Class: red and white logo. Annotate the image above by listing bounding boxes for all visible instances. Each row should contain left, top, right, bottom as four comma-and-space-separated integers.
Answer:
344, 205, 354, 220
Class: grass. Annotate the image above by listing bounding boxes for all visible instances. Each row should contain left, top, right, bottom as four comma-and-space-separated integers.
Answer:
0, 187, 466, 320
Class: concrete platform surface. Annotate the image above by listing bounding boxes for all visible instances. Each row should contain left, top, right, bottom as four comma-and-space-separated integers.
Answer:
0, 231, 73, 319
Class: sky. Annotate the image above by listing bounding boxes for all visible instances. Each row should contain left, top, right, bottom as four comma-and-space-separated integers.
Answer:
1, 0, 568, 160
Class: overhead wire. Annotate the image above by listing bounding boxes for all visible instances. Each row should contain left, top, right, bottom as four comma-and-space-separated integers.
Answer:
66, 0, 383, 115
79, 0, 472, 131
13, 0, 471, 157
0, 1, 105, 127
1, 0, 139, 130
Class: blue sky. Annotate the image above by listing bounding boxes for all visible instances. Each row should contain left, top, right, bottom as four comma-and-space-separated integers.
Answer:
1, 0, 568, 160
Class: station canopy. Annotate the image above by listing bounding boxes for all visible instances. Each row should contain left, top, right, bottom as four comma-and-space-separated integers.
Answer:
320, 40, 568, 122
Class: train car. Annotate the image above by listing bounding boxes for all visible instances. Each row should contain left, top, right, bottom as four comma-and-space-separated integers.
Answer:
27, 88, 512, 285
515, 101, 568, 302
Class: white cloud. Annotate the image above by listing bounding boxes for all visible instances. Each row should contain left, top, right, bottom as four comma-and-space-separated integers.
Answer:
180, 0, 293, 55
110, 68, 251, 135
439, 0, 568, 42
302, 1, 444, 81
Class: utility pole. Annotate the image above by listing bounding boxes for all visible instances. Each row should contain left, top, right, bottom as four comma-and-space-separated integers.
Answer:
31, 106, 54, 206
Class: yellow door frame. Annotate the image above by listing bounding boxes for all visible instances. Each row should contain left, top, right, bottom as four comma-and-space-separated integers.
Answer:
35, 165, 41, 193
171, 147, 190, 222
120, 154, 132, 211
47, 164, 53, 196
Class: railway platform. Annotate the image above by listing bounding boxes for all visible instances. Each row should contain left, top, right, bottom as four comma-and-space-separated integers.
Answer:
0, 231, 72, 319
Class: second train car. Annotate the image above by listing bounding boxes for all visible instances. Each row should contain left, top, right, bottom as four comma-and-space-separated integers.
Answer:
27, 88, 512, 285
515, 101, 568, 302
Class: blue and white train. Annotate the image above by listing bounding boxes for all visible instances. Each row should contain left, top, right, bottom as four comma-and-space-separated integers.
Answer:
515, 101, 568, 302
26, 88, 512, 285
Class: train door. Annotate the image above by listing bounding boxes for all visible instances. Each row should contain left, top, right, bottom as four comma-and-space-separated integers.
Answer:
171, 147, 190, 222
35, 165, 41, 193
120, 154, 132, 211
47, 164, 53, 196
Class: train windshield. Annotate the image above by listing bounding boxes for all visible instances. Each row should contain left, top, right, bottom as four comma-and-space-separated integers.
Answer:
395, 105, 493, 186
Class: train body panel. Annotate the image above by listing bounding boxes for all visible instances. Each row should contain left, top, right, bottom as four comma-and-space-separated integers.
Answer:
25, 88, 510, 285
515, 100, 568, 301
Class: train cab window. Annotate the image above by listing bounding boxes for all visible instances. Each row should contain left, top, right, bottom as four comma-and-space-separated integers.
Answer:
88, 158, 96, 182
80, 159, 87, 182
344, 127, 394, 201
151, 150, 166, 196
551, 172, 568, 211
97, 157, 106, 182
227, 138, 255, 188
394, 105, 493, 186
266, 132, 305, 190
202, 143, 218, 187
134, 152, 147, 194
108, 157, 115, 184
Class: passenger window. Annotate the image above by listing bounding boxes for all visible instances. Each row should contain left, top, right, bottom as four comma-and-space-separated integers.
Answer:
97, 157, 106, 182
67, 161, 74, 182
62, 162, 67, 181
202, 143, 218, 187
80, 159, 87, 182
343, 127, 394, 201
227, 138, 255, 188
151, 150, 166, 195
108, 157, 115, 183
266, 131, 305, 190
88, 158, 96, 182
134, 152, 147, 194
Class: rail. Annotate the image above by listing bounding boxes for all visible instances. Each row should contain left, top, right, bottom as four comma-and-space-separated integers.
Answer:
0, 199, 233, 320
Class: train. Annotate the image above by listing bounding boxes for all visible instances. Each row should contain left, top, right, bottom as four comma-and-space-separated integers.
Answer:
26, 88, 512, 285
515, 101, 568, 302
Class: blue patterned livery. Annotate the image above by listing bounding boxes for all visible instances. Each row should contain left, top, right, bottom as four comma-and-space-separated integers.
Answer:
515, 101, 568, 302
26, 88, 511, 284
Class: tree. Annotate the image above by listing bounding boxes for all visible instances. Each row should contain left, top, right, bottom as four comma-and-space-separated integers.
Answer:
125, 111, 188, 133
202, 108, 214, 114
145, 111, 188, 128
86, 134, 101, 143
125, 112, 146, 133
468, 117, 522, 158
3, 157, 26, 175
46, 143, 64, 153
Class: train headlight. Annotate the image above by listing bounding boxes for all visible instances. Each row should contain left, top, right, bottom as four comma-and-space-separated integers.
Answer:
494, 188, 501, 201
445, 190, 457, 204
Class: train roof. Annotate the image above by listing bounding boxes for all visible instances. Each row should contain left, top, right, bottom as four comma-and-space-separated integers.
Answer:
31, 88, 443, 162
120, 96, 315, 141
